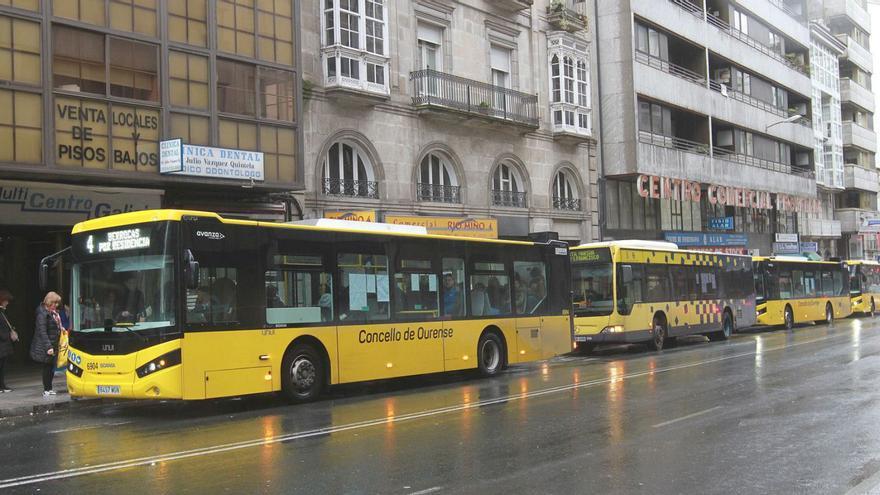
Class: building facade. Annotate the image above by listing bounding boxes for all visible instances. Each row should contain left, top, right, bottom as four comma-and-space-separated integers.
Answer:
299, 0, 599, 243
597, 0, 822, 255
0, 0, 303, 361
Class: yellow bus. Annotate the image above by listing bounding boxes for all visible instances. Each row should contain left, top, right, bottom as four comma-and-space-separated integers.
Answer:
753, 256, 851, 329
59, 210, 573, 402
570, 241, 756, 352
845, 260, 880, 316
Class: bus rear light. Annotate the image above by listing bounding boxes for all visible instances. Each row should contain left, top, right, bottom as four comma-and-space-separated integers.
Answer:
136, 349, 181, 378
601, 325, 624, 334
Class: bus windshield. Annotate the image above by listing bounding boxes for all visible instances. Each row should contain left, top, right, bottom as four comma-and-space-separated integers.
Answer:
571, 248, 613, 316
70, 222, 178, 335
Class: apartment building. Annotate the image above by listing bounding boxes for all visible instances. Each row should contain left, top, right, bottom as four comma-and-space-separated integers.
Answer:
299, 0, 599, 243
597, 0, 821, 255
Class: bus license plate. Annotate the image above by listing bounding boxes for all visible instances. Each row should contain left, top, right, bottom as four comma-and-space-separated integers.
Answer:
574, 335, 587, 342
96, 385, 120, 395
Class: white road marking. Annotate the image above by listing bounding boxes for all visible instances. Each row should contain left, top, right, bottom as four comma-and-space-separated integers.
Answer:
845, 466, 880, 495
651, 406, 722, 428
0, 331, 853, 489
48, 422, 132, 435
408, 486, 443, 495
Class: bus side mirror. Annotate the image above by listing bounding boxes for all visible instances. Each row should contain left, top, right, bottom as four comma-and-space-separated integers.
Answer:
621, 265, 633, 285
184, 250, 200, 290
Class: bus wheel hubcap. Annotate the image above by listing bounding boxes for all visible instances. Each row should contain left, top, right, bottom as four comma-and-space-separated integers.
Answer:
482, 341, 500, 371
654, 326, 663, 346
291, 357, 316, 391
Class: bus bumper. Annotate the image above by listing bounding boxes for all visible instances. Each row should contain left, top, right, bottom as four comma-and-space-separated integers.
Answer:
66, 345, 183, 400
574, 329, 653, 345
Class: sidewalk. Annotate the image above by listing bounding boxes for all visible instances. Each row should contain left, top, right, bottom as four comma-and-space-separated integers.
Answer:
0, 364, 80, 419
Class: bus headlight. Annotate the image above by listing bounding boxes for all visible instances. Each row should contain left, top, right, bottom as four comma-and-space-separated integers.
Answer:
136, 349, 181, 378
67, 361, 84, 378
601, 325, 624, 334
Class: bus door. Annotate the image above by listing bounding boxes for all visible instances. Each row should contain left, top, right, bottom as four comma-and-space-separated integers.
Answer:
513, 259, 547, 362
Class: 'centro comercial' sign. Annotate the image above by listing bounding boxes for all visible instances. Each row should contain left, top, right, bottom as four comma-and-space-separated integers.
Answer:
636, 174, 821, 214
160, 139, 264, 181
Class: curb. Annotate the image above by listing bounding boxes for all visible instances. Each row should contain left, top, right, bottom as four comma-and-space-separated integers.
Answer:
0, 396, 133, 420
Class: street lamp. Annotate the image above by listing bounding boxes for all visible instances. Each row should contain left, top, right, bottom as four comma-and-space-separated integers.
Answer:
765, 114, 805, 131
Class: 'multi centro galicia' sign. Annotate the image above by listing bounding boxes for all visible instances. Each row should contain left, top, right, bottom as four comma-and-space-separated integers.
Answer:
160, 140, 264, 181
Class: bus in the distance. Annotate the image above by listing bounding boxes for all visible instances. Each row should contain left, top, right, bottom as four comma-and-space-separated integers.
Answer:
753, 256, 851, 329
57, 210, 573, 402
570, 241, 755, 352
845, 260, 880, 316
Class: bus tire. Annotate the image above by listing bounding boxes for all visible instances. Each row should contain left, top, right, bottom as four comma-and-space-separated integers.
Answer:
647, 315, 667, 351
824, 303, 834, 325
710, 311, 733, 341
871, 299, 876, 317
280, 343, 325, 403
477, 332, 504, 377
784, 305, 794, 330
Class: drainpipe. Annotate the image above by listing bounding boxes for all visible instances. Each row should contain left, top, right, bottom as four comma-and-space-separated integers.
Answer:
593, 0, 606, 241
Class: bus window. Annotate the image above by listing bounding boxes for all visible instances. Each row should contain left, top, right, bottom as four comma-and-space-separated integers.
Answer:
833, 269, 845, 296
616, 263, 644, 315
753, 267, 765, 301
671, 265, 690, 301
441, 258, 465, 318
820, 269, 834, 297
571, 248, 613, 316
803, 270, 817, 297
469, 260, 511, 316
514, 261, 548, 315
338, 253, 390, 322
265, 254, 334, 324
696, 267, 718, 299
644, 265, 671, 302
395, 258, 439, 320
187, 267, 239, 325
849, 265, 861, 294
792, 269, 806, 298
778, 267, 793, 299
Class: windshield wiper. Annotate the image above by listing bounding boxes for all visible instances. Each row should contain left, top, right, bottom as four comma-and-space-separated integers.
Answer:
103, 319, 147, 341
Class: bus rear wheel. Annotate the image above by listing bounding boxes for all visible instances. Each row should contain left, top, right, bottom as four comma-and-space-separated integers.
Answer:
281, 344, 325, 403
647, 317, 667, 351
784, 306, 794, 330
823, 303, 834, 325
710, 311, 733, 341
477, 332, 504, 377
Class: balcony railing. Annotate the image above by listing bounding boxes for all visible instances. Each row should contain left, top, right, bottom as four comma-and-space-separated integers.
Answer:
416, 183, 462, 204
553, 196, 582, 211
767, 0, 807, 25
708, 80, 812, 127
635, 50, 706, 86
492, 190, 528, 208
322, 178, 380, 199
638, 130, 710, 155
712, 147, 815, 178
546, 0, 589, 32
411, 69, 539, 128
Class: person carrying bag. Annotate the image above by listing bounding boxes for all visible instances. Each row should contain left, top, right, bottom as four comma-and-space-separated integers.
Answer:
30, 292, 62, 397
0, 289, 18, 393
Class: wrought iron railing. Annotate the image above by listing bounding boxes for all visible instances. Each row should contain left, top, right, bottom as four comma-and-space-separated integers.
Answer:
492, 189, 528, 208
410, 69, 539, 127
635, 50, 706, 86
708, 80, 811, 127
638, 130, 710, 155
322, 178, 380, 199
553, 196, 581, 211
416, 183, 462, 204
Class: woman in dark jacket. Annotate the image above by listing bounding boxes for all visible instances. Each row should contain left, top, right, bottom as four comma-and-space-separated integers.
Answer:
0, 289, 17, 393
30, 291, 62, 396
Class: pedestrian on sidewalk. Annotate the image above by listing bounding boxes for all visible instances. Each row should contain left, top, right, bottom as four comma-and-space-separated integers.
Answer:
0, 289, 18, 393
30, 291, 62, 397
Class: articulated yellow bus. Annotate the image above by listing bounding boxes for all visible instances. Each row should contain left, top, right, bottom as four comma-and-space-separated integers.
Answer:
61, 210, 573, 402
753, 256, 851, 329
845, 260, 880, 316
571, 241, 755, 352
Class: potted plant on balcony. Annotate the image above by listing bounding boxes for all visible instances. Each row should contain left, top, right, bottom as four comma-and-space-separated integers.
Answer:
477, 100, 491, 114
546, 0, 588, 33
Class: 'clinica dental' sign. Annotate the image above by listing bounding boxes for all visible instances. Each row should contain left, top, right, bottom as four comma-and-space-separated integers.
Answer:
160, 139, 264, 181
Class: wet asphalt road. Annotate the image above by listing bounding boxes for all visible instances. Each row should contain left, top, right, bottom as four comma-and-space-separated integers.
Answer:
2, 318, 880, 494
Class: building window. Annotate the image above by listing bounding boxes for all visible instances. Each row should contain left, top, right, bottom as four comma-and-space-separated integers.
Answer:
260, 124, 296, 182
53, 26, 159, 102
169, 51, 209, 110
169, 0, 208, 47
170, 113, 209, 145
553, 171, 580, 210
218, 0, 256, 57
418, 152, 459, 203
257, 0, 294, 65
0, 15, 41, 86
548, 33, 590, 136
218, 118, 257, 150
108, 38, 158, 101
109, 0, 157, 37
322, 140, 378, 198
492, 162, 526, 208
258, 66, 295, 121
0, 89, 41, 163
732, 9, 749, 36
217, 59, 256, 116
322, 0, 389, 95
0, 0, 39, 12
53, 0, 106, 27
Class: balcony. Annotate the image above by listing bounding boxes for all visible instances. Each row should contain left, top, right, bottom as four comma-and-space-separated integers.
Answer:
322, 178, 380, 199
492, 190, 528, 208
639, 130, 710, 156
824, 0, 871, 34
487, 0, 533, 12
798, 217, 842, 238
546, 0, 589, 33
838, 35, 873, 73
635, 51, 706, 87
703, 11, 809, 77
844, 163, 880, 192
840, 78, 875, 113
836, 208, 875, 233
411, 69, 539, 129
843, 121, 877, 152
553, 196, 582, 211
416, 183, 462, 204
712, 147, 814, 179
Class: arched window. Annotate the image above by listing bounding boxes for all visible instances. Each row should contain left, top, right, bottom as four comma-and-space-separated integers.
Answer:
417, 153, 460, 203
322, 141, 378, 198
553, 170, 581, 210
492, 162, 526, 207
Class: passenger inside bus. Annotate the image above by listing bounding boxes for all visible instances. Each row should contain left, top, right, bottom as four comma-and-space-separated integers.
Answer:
442, 272, 463, 317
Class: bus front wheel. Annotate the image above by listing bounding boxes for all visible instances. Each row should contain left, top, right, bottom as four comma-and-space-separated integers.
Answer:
477, 332, 504, 377
784, 306, 794, 330
281, 344, 325, 403
647, 317, 667, 351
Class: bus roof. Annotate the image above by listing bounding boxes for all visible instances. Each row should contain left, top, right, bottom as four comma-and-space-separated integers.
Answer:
71, 209, 538, 246
571, 240, 751, 259
752, 255, 842, 265
844, 259, 880, 266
